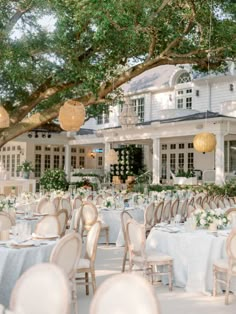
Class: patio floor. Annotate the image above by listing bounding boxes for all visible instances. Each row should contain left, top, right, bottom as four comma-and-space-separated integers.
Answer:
77, 245, 236, 314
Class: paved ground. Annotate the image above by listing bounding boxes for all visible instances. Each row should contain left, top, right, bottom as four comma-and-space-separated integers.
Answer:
77, 245, 236, 314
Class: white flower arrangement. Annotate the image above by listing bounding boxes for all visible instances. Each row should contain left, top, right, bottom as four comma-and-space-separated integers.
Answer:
193, 208, 229, 229
103, 196, 115, 208
21, 192, 36, 202
0, 199, 15, 211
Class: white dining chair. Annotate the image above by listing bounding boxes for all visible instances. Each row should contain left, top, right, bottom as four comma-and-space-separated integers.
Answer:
90, 273, 161, 314
9, 263, 71, 314
75, 221, 101, 295
69, 207, 82, 233
213, 228, 236, 304
73, 195, 83, 210
121, 211, 133, 272
60, 198, 72, 219
127, 219, 173, 290
50, 232, 82, 314
56, 209, 68, 237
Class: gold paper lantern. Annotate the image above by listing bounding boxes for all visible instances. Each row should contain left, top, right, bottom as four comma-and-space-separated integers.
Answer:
59, 100, 85, 131
193, 132, 216, 153
0, 106, 10, 128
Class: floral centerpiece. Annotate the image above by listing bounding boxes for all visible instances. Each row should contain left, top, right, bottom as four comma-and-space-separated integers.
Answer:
103, 196, 115, 208
0, 198, 15, 212
20, 192, 36, 203
17, 160, 34, 179
193, 208, 229, 229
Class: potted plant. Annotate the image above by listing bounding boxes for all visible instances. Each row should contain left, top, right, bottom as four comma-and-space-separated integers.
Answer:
17, 160, 34, 179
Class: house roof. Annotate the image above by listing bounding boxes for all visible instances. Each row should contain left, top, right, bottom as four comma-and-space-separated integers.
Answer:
158, 111, 232, 124
122, 65, 177, 93
76, 128, 95, 135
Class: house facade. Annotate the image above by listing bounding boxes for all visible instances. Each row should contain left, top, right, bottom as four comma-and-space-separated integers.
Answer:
1, 64, 236, 185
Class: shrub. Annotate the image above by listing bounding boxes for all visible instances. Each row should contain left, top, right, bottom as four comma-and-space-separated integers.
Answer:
39, 169, 69, 191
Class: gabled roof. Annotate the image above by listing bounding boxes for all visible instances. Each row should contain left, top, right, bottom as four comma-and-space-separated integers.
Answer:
122, 65, 177, 93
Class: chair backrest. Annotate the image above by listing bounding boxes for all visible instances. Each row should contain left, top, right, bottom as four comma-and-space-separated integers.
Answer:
50, 232, 82, 279
35, 197, 48, 213
38, 199, 57, 215
52, 196, 61, 212
69, 207, 82, 233
89, 273, 161, 314
35, 215, 60, 236
223, 197, 231, 208
60, 198, 72, 218
82, 201, 98, 226
188, 197, 194, 206
87, 194, 93, 201
180, 199, 188, 221
95, 195, 104, 206
85, 221, 101, 263
56, 209, 68, 236
9, 263, 71, 314
229, 197, 236, 206
144, 202, 155, 228
210, 200, 217, 209
225, 207, 236, 220
187, 204, 196, 217
226, 228, 236, 265
194, 196, 202, 207
126, 219, 145, 260
155, 201, 164, 224
161, 200, 171, 222
0, 212, 14, 231
121, 211, 133, 248
203, 202, 210, 210
217, 199, 225, 209
171, 199, 179, 217
73, 195, 83, 210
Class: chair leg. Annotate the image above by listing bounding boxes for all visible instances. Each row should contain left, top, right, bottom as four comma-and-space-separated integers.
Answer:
225, 273, 231, 305
213, 267, 217, 297
105, 229, 109, 246
168, 264, 173, 291
72, 280, 78, 314
91, 269, 96, 294
85, 272, 89, 295
122, 248, 128, 272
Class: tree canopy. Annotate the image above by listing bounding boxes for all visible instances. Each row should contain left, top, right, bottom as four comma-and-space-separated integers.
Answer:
0, 0, 235, 146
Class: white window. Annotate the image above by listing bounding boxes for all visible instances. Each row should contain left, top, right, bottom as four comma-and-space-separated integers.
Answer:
97, 107, 109, 125
132, 98, 144, 123
176, 88, 192, 110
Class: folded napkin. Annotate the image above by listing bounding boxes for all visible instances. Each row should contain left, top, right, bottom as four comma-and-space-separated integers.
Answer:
32, 233, 59, 239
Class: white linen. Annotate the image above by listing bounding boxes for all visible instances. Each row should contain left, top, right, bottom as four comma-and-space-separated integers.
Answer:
98, 207, 144, 246
0, 241, 55, 307
146, 227, 236, 293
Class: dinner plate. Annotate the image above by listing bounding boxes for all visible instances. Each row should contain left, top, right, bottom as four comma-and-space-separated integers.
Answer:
33, 213, 48, 217
32, 233, 59, 240
8, 240, 36, 248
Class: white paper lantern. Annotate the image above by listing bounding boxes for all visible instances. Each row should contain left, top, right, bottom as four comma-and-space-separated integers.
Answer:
59, 100, 85, 131
0, 106, 10, 128
193, 132, 216, 153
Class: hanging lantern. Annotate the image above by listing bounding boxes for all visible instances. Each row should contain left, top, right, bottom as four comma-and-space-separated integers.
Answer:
193, 132, 216, 153
0, 106, 10, 128
106, 149, 118, 164
119, 101, 139, 128
59, 100, 85, 131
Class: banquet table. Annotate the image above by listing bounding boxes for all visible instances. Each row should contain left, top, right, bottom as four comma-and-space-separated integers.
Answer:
98, 207, 144, 246
146, 226, 236, 294
0, 240, 56, 307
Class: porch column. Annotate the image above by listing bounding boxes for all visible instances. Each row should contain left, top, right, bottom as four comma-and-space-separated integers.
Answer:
104, 141, 110, 174
152, 137, 161, 184
64, 144, 71, 180
215, 133, 225, 185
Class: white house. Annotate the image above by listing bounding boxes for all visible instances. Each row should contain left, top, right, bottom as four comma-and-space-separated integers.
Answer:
1, 64, 236, 185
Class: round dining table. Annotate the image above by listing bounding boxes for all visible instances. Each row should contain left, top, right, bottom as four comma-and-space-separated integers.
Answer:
0, 239, 56, 307
146, 226, 236, 294
98, 206, 144, 246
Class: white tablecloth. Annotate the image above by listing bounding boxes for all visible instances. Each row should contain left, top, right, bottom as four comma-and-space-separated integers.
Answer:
0, 241, 55, 307
99, 207, 144, 245
146, 227, 235, 294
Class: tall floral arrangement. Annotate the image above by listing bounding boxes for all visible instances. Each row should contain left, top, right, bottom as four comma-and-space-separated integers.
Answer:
17, 160, 34, 173
39, 169, 69, 191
